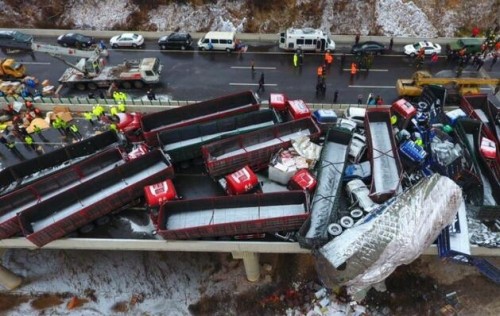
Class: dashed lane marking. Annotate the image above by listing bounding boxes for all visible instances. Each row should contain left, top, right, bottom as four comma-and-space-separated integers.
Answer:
229, 83, 278, 86
342, 68, 389, 72
22, 62, 51, 65
230, 66, 277, 70
349, 85, 395, 88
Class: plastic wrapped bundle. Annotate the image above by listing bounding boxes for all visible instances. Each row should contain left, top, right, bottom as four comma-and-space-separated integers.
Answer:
315, 174, 463, 297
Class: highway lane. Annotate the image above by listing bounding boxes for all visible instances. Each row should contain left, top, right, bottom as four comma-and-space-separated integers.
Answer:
1, 40, 497, 103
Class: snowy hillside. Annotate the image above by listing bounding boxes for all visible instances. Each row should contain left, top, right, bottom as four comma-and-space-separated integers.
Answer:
0, 0, 498, 37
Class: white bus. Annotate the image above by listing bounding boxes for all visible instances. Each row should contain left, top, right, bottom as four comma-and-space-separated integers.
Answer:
197, 31, 236, 52
279, 28, 336, 52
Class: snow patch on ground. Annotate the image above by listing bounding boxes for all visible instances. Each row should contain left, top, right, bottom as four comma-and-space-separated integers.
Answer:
62, 0, 137, 30
2, 249, 243, 315
376, 0, 439, 37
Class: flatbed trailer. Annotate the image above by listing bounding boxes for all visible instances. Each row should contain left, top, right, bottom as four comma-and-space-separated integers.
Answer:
17, 150, 174, 247
157, 191, 310, 240
158, 109, 280, 163
364, 108, 403, 203
298, 127, 352, 248
201, 117, 321, 177
0, 148, 126, 239
141, 91, 260, 146
0, 131, 120, 196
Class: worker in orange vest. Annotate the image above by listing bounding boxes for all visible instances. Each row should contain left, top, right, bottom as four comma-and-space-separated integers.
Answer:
350, 62, 358, 75
325, 52, 333, 68
317, 65, 323, 78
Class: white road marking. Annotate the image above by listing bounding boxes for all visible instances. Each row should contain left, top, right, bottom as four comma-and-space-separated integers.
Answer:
231, 66, 277, 70
22, 62, 51, 65
229, 83, 278, 86
349, 85, 395, 89
342, 68, 389, 72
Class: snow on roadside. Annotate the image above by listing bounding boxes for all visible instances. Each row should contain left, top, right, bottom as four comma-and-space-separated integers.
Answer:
62, 0, 137, 30
376, 0, 439, 37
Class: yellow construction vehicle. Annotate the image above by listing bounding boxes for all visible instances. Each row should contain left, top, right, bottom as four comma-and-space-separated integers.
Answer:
396, 70, 500, 98
0, 58, 26, 80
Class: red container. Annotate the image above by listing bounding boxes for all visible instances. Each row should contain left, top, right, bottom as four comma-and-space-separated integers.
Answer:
480, 138, 497, 160
128, 143, 149, 160
225, 166, 258, 195
287, 100, 311, 120
288, 169, 316, 192
392, 99, 416, 119
269, 93, 287, 111
144, 179, 178, 208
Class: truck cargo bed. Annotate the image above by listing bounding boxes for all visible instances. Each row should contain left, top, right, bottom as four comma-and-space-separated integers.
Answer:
141, 91, 260, 146
157, 191, 309, 240
158, 109, 279, 163
18, 150, 174, 247
365, 109, 403, 203
202, 117, 321, 177
0, 148, 125, 239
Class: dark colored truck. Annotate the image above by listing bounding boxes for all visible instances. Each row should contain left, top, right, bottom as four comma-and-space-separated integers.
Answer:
364, 108, 403, 203
297, 127, 352, 248
156, 191, 310, 240
201, 117, 321, 177
158, 109, 280, 163
141, 91, 260, 146
0, 148, 126, 239
0, 131, 120, 196
18, 149, 174, 247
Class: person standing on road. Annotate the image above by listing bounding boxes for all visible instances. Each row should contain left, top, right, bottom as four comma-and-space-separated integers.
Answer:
490, 53, 498, 70
293, 53, 298, 67
389, 37, 394, 51
355, 34, 360, 45
333, 90, 339, 103
357, 94, 363, 105
257, 73, 265, 93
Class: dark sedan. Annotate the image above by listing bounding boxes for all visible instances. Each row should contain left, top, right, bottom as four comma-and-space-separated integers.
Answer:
351, 41, 386, 55
57, 33, 95, 48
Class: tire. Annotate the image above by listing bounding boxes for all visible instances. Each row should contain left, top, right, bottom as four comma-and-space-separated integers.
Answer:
112, 43, 118, 49
226, 48, 231, 53
95, 215, 111, 226
75, 83, 86, 91
79, 223, 95, 234
82, 43, 87, 48
87, 82, 97, 90
121, 81, 132, 89
160, 44, 166, 50
340, 216, 354, 228
200, 47, 205, 51
327, 223, 343, 237
132, 43, 137, 48
133, 81, 144, 89
181, 45, 186, 50
61, 42, 68, 47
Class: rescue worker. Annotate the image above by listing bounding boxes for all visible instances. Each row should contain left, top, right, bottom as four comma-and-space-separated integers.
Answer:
110, 106, 119, 118
350, 62, 358, 77
109, 123, 118, 132
324, 52, 333, 69
117, 103, 126, 113
83, 112, 95, 125
52, 118, 64, 135
32, 124, 48, 142
92, 104, 105, 119
317, 65, 323, 78
113, 91, 121, 102
69, 124, 82, 139
293, 53, 298, 67
257, 73, 265, 93
147, 89, 156, 101
24, 134, 36, 150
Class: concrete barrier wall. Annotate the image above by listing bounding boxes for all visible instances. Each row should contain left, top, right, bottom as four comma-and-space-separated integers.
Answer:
1, 27, 478, 46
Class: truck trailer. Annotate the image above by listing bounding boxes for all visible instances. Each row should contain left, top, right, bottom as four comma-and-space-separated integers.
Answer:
18, 149, 174, 247
0, 131, 120, 196
141, 91, 260, 146
364, 108, 403, 203
156, 191, 310, 240
201, 117, 321, 177
0, 148, 126, 239
158, 109, 280, 163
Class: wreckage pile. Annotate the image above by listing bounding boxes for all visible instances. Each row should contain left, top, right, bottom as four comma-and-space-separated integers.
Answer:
0, 88, 499, 297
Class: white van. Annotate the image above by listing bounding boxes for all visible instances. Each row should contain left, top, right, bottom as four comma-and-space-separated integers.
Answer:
197, 31, 236, 52
279, 28, 336, 52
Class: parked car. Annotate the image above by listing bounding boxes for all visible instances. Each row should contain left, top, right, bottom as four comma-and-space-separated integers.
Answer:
348, 133, 367, 163
351, 41, 386, 55
344, 107, 366, 127
109, 33, 144, 48
449, 38, 483, 54
57, 33, 95, 48
403, 41, 441, 57
158, 32, 192, 50
0, 30, 33, 51
346, 179, 379, 212
336, 118, 357, 132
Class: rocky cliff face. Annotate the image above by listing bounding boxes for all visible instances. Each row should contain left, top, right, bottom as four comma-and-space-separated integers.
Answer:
0, 0, 498, 37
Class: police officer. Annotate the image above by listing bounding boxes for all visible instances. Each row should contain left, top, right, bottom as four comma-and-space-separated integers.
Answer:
69, 124, 82, 139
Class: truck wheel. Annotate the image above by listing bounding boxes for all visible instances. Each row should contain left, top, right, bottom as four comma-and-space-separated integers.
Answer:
87, 82, 97, 90
133, 81, 144, 89
76, 83, 86, 91
121, 81, 132, 89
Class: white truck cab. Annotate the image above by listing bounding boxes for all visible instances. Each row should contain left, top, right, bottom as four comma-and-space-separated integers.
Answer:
279, 28, 336, 52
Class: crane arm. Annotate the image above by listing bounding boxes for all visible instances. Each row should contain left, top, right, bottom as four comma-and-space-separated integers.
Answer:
31, 42, 102, 59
